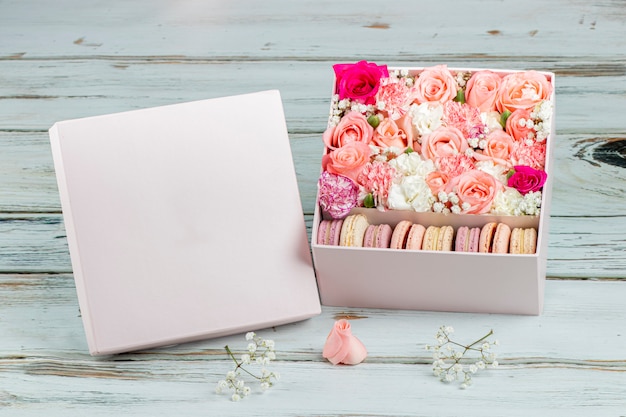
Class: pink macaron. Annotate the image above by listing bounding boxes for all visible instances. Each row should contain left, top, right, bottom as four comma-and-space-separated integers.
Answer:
405, 223, 426, 250
363, 224, 393, 248
455, 226, 480, 252
317, 219, 344, 246
479, 222, 511, 253
390, 220, 412, 249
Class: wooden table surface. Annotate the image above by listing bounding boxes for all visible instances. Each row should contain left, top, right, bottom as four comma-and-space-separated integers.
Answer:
1, 0, 625, 415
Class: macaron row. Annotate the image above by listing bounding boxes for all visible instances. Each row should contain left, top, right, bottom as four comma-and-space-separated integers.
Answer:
317, 214, 537, 254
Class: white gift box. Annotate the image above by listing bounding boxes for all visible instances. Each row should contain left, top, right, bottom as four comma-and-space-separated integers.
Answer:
49, 90, 321, 355
311, 66, 556, 315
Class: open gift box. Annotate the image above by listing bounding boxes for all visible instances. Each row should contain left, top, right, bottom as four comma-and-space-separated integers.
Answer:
311, 63, 556, 315
49, 90, 321, 355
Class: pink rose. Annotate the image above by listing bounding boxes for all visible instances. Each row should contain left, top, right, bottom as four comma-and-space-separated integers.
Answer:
396, 113, 417, 151
323, 112, 374, 151
505, 109, 534, 142
333, 61, 389, 105
322, 319, 367, 365
411, 65, 458, 104
474, 129, 515, 167
465, 70, 502, 112
508, 165, 547, 194
421, 126, 468, 161
425, 171, 451, 196
496, 70, 553, 114
372, 118, 410, 150
451, 169, 502, 214
322, 141, 371, 182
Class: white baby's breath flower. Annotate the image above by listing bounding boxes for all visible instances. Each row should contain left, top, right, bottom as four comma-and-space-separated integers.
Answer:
218, 333, 279, 401
425, 326, 499, 388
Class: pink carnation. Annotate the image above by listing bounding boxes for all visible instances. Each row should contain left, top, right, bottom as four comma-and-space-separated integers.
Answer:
443, 101, 485, 139
437, 153, 476, 179
317, 171, 359, 219
375, 77, 412, 120
511, 141, 547, 170
356, 161, 397, 207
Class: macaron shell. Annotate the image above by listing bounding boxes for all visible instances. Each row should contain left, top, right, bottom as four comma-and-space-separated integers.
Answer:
363, 224, 377, 248
375, 224, 393, 248
339, 215, 355, 246
468, 227, 480, 252
492, 223, 511, 254
524, 228, 537, 254
437, 225, 454, 251
455, 226, 469, 252
406, 224, 426, 250
329, 219, 344, 246
390, 220, 412, 249
479, 222, 497, 253
317, 220, 331, 245
423, 226, 440, 251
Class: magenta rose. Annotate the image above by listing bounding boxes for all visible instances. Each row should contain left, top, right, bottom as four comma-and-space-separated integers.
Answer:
333, 61, 389, 105
507, 165, 547, 194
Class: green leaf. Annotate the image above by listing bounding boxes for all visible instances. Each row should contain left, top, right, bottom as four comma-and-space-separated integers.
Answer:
454, 89, 466, 104
363, 193, 375, 208
367, 115, 380, 128
499, 110, 511, 128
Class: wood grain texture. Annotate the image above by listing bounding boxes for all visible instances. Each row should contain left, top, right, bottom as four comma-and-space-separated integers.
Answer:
1, 0, 625, 415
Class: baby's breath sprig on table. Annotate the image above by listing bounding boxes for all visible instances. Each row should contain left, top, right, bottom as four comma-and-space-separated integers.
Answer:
425, 325, 499, 389
216, 332, 280, 401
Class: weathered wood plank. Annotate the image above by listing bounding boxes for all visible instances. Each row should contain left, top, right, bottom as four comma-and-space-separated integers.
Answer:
0, 361, 624, 417
1, 274, 625, 363
1, 0, 626, 61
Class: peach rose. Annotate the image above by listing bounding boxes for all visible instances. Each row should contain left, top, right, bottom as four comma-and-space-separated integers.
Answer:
451, 169, 502, 214
411, 65, 458, 104
425, 170, 451, 196
474, 129, 515, 167
420, 126, 468, 161
505, 109, 534, 142
465, 70, 502, 113
496, 70, 553, 113
322, 319, 367, 365
322, 141, 371, 182
372, 118, 410, 150
396, 112, 417, 151
323, 112, 374, 151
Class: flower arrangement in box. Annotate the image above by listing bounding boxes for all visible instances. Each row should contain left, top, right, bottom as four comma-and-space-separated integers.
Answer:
317, 61, 553, 220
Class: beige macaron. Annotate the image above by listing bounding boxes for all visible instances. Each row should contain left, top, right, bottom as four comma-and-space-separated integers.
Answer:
510, 227, 537, 254
423, 225, 454, 251
339, 214, 370, 247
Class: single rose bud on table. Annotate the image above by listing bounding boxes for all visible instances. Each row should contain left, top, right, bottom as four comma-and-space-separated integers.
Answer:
322, 319, 367, 365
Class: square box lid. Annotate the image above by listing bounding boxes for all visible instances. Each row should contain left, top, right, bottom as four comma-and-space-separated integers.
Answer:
49, 90, 321, 355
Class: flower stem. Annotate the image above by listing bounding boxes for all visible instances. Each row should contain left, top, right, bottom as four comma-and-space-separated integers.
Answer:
225, 345, 263, 381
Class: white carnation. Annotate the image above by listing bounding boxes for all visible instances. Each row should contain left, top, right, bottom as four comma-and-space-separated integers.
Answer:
408, 103, 443, 136
491, 188, 524, 215
481, 111, 504, 132
387, 176, 435, 212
